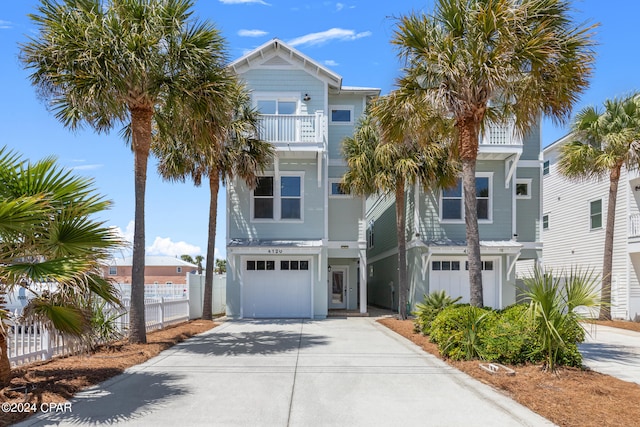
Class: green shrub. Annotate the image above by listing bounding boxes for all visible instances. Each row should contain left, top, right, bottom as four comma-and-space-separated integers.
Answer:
431, 305, 496, 361
482, 304, 542, 364
412, 290, 462, 335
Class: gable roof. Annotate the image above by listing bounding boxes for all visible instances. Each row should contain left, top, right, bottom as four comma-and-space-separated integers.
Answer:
228, 38, 343, 89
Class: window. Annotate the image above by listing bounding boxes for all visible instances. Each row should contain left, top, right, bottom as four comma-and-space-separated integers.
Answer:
281, 176, 301, 219
543, 214, 549, 230
254, 177, 274, 219
440, 175, 492, 222
176, 267, 182, 273
329, 179, 350, 197
516, 179, 532, 199
108, 266, 117, 275
465, 261, 494, 270
543, 160, 550, 175
367, 220, 375, 249
432, 261, 460, 271
252, 175, 303, 221
329, 105, 354, 124
590, 199, 602, 230
256, 99, 297, 115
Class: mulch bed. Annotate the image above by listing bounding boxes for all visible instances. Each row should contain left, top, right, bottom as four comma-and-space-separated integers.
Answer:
378, 317, 640, 427
0, 320, 217, 426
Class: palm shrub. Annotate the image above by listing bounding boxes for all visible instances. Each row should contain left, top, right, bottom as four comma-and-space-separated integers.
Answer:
520, 267, 601, 372
431, 305, 497, 361
412, 290, 462, 335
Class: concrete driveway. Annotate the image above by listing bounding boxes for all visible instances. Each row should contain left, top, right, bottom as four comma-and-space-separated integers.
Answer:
579, 324, 640, 385
17, 318, 553, 426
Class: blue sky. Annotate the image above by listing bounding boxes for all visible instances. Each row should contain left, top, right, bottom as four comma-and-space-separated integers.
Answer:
0, 0, 638, 262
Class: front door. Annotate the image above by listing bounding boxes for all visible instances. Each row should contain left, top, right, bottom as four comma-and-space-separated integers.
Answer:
329, 267, 348, 309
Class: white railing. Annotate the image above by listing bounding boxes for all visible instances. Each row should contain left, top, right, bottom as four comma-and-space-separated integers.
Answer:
7, 296, 189, 367
258, 112, 324, 143
481, 120, 522, 146
630, 213, 640, 238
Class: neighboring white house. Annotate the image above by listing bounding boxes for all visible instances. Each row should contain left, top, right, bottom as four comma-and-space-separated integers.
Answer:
366, 120, 543, 311
543, 134, 640, 320
225, 39, 379, 318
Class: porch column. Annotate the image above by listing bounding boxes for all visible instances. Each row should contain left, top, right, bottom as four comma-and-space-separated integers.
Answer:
359, 249, 367, 314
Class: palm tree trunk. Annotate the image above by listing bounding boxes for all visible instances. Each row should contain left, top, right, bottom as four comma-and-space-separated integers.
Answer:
0, 329, 11, 386
395, 177, 408, 319
459, 119, 483, 307
600, 165, 621, 320
129, 106, 153, 344
202, 174, 220, 321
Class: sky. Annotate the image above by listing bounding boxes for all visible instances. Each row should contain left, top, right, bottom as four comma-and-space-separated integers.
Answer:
0, 0, 638, 264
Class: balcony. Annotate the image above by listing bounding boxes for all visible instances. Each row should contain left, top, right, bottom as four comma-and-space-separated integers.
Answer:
258, 112, 326, 153
478, 120, 523, 161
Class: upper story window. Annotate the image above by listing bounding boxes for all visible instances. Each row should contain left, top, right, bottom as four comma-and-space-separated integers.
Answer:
516, 178, 532, 199
543, 214, 549, 230
590, 199, 602, 230
329, 179, 350, 197
543, 160, 550, 175
257, 99, 297, 115
329, 105, 354, 125
176, 267, 182, 273
252, 174, 303, 221
440, 174, 492, 222
367, 220, 374, 249
108, 266, 117, 275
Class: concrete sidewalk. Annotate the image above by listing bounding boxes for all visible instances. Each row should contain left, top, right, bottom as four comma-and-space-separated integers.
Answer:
17, 318, 553, 426
579, 324, 640, 385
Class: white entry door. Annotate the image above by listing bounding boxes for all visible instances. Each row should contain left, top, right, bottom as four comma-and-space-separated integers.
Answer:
329, 267, 348, 309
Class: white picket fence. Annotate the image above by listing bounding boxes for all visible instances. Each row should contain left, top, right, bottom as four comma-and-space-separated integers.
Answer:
7, 296, 190, 367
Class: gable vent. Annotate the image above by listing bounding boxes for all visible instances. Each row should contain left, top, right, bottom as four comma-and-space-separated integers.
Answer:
263, 56, 292, 67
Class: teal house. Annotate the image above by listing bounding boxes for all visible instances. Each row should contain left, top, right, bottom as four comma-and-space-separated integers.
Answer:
366, 122, 543, 311
225, 39, 378, 318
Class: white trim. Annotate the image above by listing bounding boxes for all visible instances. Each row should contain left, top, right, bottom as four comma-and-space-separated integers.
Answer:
328, 105, 354, 125
588, 197, 603, 231
329, 178, 352, 198
439, 172, 494, 224
253, 92, 301, 113
516, 178, 533, 199
328, 265, 349, 309
367, 246, 399, 264
250, 171, 305, 222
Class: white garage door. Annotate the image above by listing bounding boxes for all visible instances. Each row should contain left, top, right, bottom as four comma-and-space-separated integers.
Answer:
429, 258, 498, 308
242, 258, 312, 318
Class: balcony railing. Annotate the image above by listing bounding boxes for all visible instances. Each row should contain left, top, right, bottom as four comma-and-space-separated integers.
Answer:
481, 120, 522, 146
630, 213, 640, 238
258, 112, 325, 144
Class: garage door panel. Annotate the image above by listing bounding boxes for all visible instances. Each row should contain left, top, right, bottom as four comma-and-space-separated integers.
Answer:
430, 258, 497, 308
242, 258, 311, 318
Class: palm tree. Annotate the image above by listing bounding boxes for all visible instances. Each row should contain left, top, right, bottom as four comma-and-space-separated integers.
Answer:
392, 0, 596, 306
0, 147, 122, 385
154, 83, 273, 321
215, 259, 226, 275
20, 0, 230, 343
342, 93, 458, 319
195, 255, 205, 275
558, 94, 640, 320
181, 255, 195, 264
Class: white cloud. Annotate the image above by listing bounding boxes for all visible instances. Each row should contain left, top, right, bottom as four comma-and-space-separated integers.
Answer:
324, 59, 339, 67
219, 0, 270, 5
238, 29, 268, 37
288, 28, 372, 47
0, 20, 13, 30
111, 220, 135, 245
336, 3, 344, 12
147, 236, 201, 257
70, 164, 103, 171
